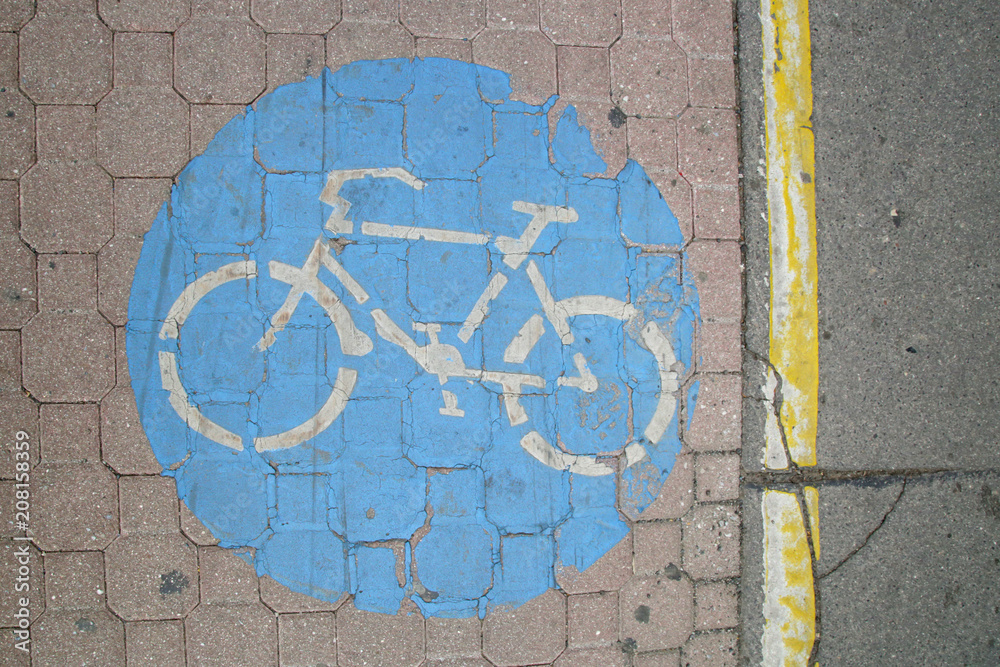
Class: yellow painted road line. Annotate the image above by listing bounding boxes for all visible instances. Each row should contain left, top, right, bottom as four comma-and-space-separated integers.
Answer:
763, 0, 818, 468
760, 0, 820, 664
762, 490, 816, 665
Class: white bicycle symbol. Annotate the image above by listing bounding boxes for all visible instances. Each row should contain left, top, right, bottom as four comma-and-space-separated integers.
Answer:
157, 168, 680, 477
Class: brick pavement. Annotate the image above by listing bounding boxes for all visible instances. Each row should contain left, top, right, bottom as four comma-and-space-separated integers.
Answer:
0, 0, 740, 664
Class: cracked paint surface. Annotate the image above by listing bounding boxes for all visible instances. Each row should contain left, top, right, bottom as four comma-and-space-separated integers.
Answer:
127, 58, 699, 618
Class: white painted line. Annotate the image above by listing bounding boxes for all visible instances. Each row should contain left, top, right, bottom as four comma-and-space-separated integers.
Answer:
503, 313, 546, 364
320, 249, 369, 304
360, 221, 490, 245
495, 201, 578, 269
159, 261, 257, 340
439, 390, 465, 418
639, 321, 679, 445
557, 352, 598, 393
253, 368, 357, 452
321, 167, 425, 235
519, 430, 614, 477
158, 351, 243, 451
458, 272, 509, 343
525, 260, 573, 344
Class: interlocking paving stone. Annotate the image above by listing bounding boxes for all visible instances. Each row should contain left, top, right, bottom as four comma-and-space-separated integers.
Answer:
343, 0, 398, 20
686, 240, 742, 321
694, 453, 739, 502
260, 574, 345, 613
0, 0, 34, 30
688, 57, 736, 110
635, 650, 681, 667
35, 551, 126, 666
621, 0, 670, 38
37, 254, 97, 312
671, 0, 733, 59
694, 580, 738, 631
693, 185, 740, 239
105, 533, 200, 619
98, 33, 189, 178
34, 104, 95, 161
556, 646, 629, 666
337, 603, 425, 667
473, 27, 556, 105
18, 6, 112, 104
39, 403, 99, 462
190, 104, 247, 158
0, 85, 35, 180
185, 602, 279, 666
680, 629, 738, 667
0, 391, 39, 479
541, 0, 622, 46
20, 161, 114, 253
101, 328, 163, 475
199, 545, 260, 603
251, 0, 341, 34
426, 615, 483, 659
0, 32, 16, 83
627, 117, 678, 171
22, 311, 115, 402
567, 591, 618, 648
415, 37, 473, 61
326, 20, 415, 72
677, 109, 738, 186
278, 611, 338, 665
556, 532, 633, 594
485, 0, 537, 27
619, 576, 693, 651
623, 452, 694, 522
31, 462, 118, 551
402, 0, 485, 39
125, 620, 187, 666
681, 504, 739, 580
695, 321, 740, 373
266, 33, 327, 91
0, 540, 43, 623
174, 14, 266, 103
482, 589, 567, 666
633, 521, 683, 577
611, 37, 688, 117
648, 171, 694, 243
0, 183, 37, 327
97, 0, 191, 31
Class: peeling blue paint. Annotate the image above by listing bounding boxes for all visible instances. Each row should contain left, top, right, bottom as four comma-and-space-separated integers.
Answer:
128, 58, 699, 617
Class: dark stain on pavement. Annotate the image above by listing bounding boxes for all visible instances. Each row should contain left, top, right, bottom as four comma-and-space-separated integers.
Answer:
664, 563, 682, 580
160, 569, 191, 595
608, 107, 627, 128
980, 484, 1000, 520
634, 604, 651, 623
75, 618, 97, 633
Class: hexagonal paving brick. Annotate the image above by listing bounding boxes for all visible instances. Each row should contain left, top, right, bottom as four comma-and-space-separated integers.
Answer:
556, 532, 633, 594
97, 87, 190, 177
695, 452, 739, 502
685, 240, 741, 321
611, 37, 688, 117
32, 462, 119, 551
682, 504, 739, 580
19, 10, 112, 104
627, 117, 677, 172
634, 451, 694, 521
126, 620, 187, 666
190, 104, 246, 157
619, 575, 693, 651
266, 33, 326, 91
416, 37, 472, 61
20, 162, 113, 253
486, 0, 537, 27
252, 0, 341, 33
633, 521, 682, 577
338, 603, 425, 667
541, 0, 621, 47
621, 0, 670, 39
0, 87, 35, 180
326, 20, 415, 72
98, 0, 190, 31
678, 109, 738, 185
40, 402, 100, 463
635, 651, 681, 667
278, 612, 338, 665
260, 574, 343, 612
473, 28, 556, 105
37, 253, 98, 311
556, 647, 629, 666
556, 46, 610, 102
35, 104, 96, 162
0, 391, 39, 480
402, 0, 485, 39
175, 16, 266, 104
0, 0, 34, 30
426, 615, 482, 659
113, 31, 174, 87
33, 609, 126, 666
179, 500, 220, 545
97, 237, 144, 326
689, 57, 736, 110
22, 311, 115, 402
106, 534, 200, 620
672, 0, 733, 59
694, 580, 738, 631
696, 321, 740, 373
693, 185, 740, 239
198, 546, 260, 604
0, 184, 37, 328
483, 589, 567, 667
682, 630, 737, 667
44, 550, 106, 609
185, 602, 278, 666
568, 591, 617, 648
118, 475, 181, 534
101, 389, 159, 474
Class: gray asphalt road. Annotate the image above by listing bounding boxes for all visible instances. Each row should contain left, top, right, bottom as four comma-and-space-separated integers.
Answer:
739, 0, 1000, 663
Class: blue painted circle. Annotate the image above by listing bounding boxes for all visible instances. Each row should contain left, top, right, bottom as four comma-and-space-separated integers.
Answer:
128, 58, 699, 617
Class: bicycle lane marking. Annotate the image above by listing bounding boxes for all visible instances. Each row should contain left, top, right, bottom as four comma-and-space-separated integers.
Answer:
760, 0, 820, 664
